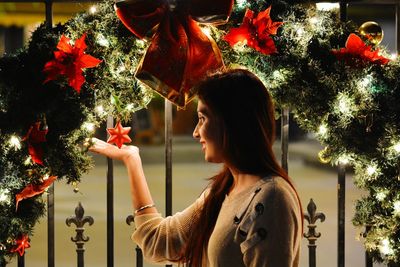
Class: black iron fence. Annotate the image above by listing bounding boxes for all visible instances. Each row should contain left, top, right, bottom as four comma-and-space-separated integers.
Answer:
2, 1, 399, 267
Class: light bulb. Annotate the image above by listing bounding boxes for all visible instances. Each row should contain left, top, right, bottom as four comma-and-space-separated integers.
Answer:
380, 238, 393, 255
8, 135, 21, 150
83, 122, 95, 133
366, 165, 376, 176
393, 201, 400, 216
89, 6, 97, 14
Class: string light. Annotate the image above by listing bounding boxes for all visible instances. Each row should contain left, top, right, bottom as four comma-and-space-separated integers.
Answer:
136, 40, 146, 49
0, 189, 10, 204
82, 122, 95, 133
318, 124, 328, 137
24, 157, 32, 166
89, 6, 97, 14
357, 75, 373, 95
366, 165, 377, 176
390, 53, 397, 60
379, 238, 394, 255
96, 34, 110, 47
338, 154, 352, 165
125, 103, 135, 112
316, 3, 340, 11
95, 105, 106, 117
376, 191, 387, 201
393, 201, 400, 216
236, 0, 247, 9
296, 27, 305, 37
392, 142, 400, 153
8, 135, 21, 150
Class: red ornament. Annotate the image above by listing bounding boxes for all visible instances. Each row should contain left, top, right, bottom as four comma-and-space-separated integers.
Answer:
10, 235, 30, 256
107, 121, 132, 148
43, 34, 102, 93
332, 33, 389, 65
224, 6, 283, 55
114, 0, 233, 108
22, 122, 48, 165
15, 176, 57, 211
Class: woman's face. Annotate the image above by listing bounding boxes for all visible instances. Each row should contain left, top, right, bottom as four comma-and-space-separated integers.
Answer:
193, 100, 224, 163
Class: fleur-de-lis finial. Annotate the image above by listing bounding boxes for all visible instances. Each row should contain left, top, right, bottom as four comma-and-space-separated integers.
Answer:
66, 202, 94, 245
304, 198, 326, 241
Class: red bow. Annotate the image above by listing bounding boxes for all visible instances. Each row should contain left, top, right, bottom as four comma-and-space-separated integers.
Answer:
15, 176, 57, 211
332, 33, 389, 65
115, 0, 234, 108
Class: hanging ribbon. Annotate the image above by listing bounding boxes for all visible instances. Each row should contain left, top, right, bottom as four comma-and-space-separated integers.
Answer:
115, 0, 233, 108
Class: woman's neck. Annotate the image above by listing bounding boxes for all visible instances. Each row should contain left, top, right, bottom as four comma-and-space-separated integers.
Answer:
227, 167, 261, 196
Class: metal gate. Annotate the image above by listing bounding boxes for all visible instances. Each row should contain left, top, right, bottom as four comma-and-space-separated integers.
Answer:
1, 1, 399, 267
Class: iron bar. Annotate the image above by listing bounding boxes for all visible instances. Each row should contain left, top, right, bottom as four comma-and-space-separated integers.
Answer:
281, 108, 289, 173
66, 202, 94, 267
17, 254, 24, 267
126, 215, 143, 267
165, 100, 173, 267
44, 2, 55, 267
338, 163, 346, 267
304, 199, 326, 267
106, 115, 114, 267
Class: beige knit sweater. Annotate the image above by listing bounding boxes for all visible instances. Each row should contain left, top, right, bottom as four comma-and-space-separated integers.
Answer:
132, 176, 302, 266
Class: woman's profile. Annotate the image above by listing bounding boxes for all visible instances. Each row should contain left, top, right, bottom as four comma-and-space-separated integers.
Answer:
89, 68, 302, 267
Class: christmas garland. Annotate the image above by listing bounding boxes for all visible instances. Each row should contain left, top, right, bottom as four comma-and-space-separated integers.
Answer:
0, 0, 399, 265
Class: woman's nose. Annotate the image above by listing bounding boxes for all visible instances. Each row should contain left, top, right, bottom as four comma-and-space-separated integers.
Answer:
193, 124, 200, 139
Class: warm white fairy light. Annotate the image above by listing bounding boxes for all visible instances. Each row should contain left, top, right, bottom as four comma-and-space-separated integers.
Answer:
89, 5, 97, 14
393, 142, 400, 153
0, 189, 10, 204
296, 27, 305, 37
318, 124, 328, 137
379, 238, 394, 255
338, 154, 352, 165
8, 135, 21, 150
201, 26, 211, 37
82, 122, 95, 133
390, 53, 397, 60
366, 165, 377, 176
95, 105, 106, 117
316, 3, 340, 11
335, 93, 356, 123
126, 103, 135, 112
393, 201, 400, 216
24, 157, 32, 166
136, 40, 146, 48
236, 0, 247, 9
117, 64, 126, 73
376, 191, 387, 201
96, 34, 110, 47
309, 17, 319, 26
357, 75, 373, 95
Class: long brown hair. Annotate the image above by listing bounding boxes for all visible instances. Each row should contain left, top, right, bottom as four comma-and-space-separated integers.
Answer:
182, 68, 302, 266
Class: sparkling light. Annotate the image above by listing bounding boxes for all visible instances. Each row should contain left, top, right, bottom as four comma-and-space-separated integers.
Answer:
8, 135, 21, 150
82, 122, 95, 133
380, 238, 394, 255
24, 157, 32, 166
201, 26, 211, 37
366, 165, 377, 176
393, 142, 400, 153
357, 75, 373, 95
316, 3, 340, 11
136, 40, 146, 48
126, 103, 135, 111
338, 154, 351, 165
390, 53, 397, 60
296, 27, 305, 37
309, 17, 319, 25
393, 201, 400, 216
95, 105, 106, 116
96, 34, 110, 47
89, 6, 97, 14
0, 189, 10, 204
318, 124, 328, 136
236, 0, 247, 9
376, 191, 387, 201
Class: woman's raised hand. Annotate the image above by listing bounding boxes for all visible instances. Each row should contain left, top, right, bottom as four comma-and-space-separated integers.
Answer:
87, 137, 140, 163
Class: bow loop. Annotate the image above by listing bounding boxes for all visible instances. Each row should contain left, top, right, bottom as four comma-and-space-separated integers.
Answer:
115, 0, 233, 107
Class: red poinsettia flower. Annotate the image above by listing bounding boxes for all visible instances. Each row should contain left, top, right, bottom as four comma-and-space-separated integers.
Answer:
10, 235, 30, 256
224, 6, 283, 55
332, 33, 389, 65
43, 34, 102, 93
15, 176, 57, 211
22, 122, 48, 165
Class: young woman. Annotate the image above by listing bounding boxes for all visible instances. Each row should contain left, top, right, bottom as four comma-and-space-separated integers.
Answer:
89, 69, 302, 266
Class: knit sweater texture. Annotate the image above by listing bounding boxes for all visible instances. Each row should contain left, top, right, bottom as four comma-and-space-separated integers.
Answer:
132, 176, 302, 266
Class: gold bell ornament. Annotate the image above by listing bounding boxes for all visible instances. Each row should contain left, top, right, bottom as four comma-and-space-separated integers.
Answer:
358, 21, 384, 45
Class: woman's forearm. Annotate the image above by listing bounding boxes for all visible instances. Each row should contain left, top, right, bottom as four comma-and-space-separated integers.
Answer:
123, 154, 158, 215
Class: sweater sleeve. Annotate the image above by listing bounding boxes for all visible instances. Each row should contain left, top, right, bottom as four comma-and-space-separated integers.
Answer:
240, 178, 301, 267
131, 192, 206, 264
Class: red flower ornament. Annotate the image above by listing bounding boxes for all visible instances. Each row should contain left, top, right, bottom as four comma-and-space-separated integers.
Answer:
10, 235, 30, 256
22, 122, 48, 165
224, 6, 283, 55
332, 33, 389, 65
43, 34, 102, 93
15, 176, 57, 211
107, 121, 132, 149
